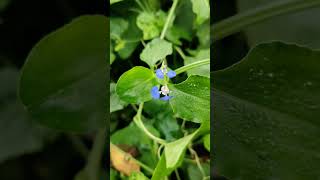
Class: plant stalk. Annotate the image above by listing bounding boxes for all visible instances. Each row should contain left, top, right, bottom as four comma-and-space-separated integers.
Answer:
212, 0, 320, 42
174, 59, 210, 75
134, 103, 167, 145
160, 0, 179, 39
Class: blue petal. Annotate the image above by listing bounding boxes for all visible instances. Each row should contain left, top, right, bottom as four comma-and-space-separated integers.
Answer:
155, 69, 164, 79
160, 95, 173, 101
151, 86, 160, 99
167, 70, 176, 78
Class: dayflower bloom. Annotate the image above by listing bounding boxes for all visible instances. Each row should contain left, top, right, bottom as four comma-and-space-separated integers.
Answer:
151, 65, 176, 101
155, 66, 176, 79
150, 85, 173, 101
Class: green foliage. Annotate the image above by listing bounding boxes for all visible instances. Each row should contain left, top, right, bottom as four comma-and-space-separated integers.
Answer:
137, 11, 167, 40
214, 42, 320, 179
140, 38, 173, 68
111, 0, 210, 179
169, 76, 210, 123
190, 0, 210, 25
116, 66, 158, 103
19, 15, 108, 132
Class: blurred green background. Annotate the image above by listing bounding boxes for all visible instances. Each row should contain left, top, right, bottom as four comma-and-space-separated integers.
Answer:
0, 0, 105, 179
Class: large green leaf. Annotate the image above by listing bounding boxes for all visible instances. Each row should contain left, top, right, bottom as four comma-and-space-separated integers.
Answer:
237, 0, 320, 48
169, 75, 210, 123
19, 15, 108, 132
116, 66, 158, 103
214, 42, 320, 179
140, 38, 173, 68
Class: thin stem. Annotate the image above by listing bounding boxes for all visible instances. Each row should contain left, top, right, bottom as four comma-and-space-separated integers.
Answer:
160, 0, 179, 39
189, 146, 206, 178
175, 46, 186, 60
175, 170, 181, 180
174, 59, 210, 75
85, 128, 106, 180
68, 134, 89, 157
110, 143, 154, 174
135, 0, 146, 12
212, 0, 320, 42
134, 103, 167, 145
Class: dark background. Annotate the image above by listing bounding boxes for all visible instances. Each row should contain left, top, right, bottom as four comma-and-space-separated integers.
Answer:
0, 0, 106, 179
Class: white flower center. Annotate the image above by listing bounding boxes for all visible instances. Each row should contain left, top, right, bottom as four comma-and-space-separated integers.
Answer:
160, 85, 170, 95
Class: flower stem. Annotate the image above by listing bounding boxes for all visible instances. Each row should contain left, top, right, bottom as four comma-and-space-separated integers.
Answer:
160, 0, 179, 39
212, 0, 320, 42
134, 103, 167, 145
174, 59, 210, 75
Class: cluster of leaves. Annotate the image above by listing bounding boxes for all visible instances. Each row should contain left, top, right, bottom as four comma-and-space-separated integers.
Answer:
110, 0, 210, 179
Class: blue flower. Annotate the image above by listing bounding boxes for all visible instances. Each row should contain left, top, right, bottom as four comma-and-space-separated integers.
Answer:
155, 68, 176, 79
151, 86, 160, 99
150, 85, 173, 101
155, 69, 164, 79
167, 70, 176, 78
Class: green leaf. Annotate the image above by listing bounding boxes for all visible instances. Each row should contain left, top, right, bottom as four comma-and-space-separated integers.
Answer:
136, 11, 166, 40
129, 172, 149, 180
0, 68, 47, 163
175, 0, 195, 36
117, 14, 142, 59
184, 49, 210, 77
169, 75, 210, 123
237, 0, 320, 48
110, 17, 128, 39
116, 66, 158, 103
110, 82, 127, 113
151, 155, 172, 180
144, 100, 182, 141
214, 42, 320, 179
196, 21, 210, 48
166, 26, 192, 45
110, 15, 141, 60
190, 0, 210, 25
186, 162, 210, 180
110, 0, 124, 5
203, 134, 210, 151
165, 132, 196, 169
19, 15, 108, 132
140, 38, 173, 68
